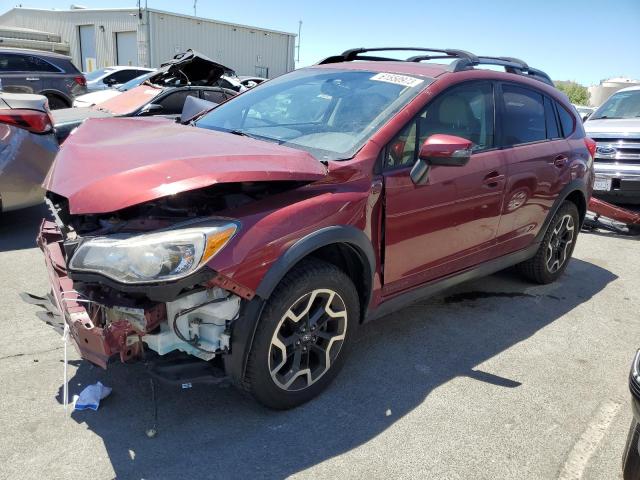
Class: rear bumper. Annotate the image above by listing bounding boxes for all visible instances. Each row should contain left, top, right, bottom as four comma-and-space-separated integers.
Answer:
37, 220, 123, 368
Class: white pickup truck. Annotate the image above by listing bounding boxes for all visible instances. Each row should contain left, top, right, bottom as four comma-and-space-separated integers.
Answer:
584, 85, 640, 204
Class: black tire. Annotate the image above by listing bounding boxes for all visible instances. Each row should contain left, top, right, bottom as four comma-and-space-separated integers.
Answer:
245, 258, 359, 409
516, 201, 580, 284
623, 420, 640, 480
45, 94, 68, 110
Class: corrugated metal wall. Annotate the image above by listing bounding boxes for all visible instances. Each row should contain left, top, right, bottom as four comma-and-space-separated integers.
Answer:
148, 11, 294, 78
0, 9, 141, 70
0, 8, 295, 78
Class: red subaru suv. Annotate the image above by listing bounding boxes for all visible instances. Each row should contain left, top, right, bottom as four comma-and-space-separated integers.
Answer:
39, 48, 595, 409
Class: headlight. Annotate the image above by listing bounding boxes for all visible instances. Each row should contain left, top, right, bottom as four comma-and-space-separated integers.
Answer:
69, 222, 237, 284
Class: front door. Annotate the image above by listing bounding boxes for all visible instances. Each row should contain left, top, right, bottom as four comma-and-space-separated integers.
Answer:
382, 81, 507, 296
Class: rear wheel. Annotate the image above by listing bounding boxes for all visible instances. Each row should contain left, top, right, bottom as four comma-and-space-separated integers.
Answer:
245, 259, 359, 409
44, 94, 68, 110
516, 201, 579, 284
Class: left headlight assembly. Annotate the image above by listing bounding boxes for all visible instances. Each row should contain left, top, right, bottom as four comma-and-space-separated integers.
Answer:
69, 222, 238, 284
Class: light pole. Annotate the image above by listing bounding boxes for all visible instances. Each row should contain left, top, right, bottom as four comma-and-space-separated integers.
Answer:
296, 20, 302, 64
193, 0, 197, 16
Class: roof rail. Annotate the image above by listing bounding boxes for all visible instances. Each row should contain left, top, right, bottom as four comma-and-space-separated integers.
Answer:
316, 47, 554, 87
317, 47, 479, 65
449, 56, 554, 86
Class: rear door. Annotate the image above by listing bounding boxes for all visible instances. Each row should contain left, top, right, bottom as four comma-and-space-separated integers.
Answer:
495, 83, 571, 253
0, 53, 43, 94
382, 81, 507, 295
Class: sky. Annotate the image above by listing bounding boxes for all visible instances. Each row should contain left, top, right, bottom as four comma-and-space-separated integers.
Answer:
2, 0, 639, 85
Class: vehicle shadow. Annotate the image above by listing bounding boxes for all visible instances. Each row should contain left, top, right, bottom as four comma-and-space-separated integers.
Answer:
0, 203, 49, 252
58, 258, 616, 479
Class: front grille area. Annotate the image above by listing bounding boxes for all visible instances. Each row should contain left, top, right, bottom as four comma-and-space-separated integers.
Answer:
592, 137, 640, 164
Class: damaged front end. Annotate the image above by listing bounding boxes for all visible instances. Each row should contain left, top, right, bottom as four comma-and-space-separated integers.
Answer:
37, 190, 258, 370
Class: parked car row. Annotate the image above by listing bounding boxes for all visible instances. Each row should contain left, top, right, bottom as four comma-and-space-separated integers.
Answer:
0, 49, 253, 213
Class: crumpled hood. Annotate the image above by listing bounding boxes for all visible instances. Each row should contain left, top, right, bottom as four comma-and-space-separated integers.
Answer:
584, 118, 640, 136
45, 117, 327, 214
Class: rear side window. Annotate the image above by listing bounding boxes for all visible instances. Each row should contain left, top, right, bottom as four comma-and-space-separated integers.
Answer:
106, 69, 143, 84
156, 90, 200, 115
25, 56, 59, 72
501, 84, 546, 145
543, 96, 560, 140
556, 102, 575, 137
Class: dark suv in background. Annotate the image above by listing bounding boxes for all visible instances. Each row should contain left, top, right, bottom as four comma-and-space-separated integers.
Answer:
0, 47, 86, 109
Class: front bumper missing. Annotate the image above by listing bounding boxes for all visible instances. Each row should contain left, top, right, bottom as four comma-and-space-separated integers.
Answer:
37, 220, 146, 368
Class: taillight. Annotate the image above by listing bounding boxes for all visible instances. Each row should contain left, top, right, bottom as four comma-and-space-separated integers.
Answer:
74, 75, 87, 86
0, 109, 53, 134
584, 137, 597, 159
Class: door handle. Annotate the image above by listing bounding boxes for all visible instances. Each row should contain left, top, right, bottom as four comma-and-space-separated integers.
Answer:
553, 155, 568, 168
25, 77, 40, 81
482, 172, 505, 188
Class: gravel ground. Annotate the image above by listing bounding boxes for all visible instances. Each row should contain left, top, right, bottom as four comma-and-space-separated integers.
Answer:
0, 204, 638, 480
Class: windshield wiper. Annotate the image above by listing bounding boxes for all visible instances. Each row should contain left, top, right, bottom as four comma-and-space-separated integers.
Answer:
593, 115, 622, 120
227, 129, 283, 144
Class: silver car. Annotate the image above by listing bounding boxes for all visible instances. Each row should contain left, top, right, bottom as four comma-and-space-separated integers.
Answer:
0, 92, 57, 212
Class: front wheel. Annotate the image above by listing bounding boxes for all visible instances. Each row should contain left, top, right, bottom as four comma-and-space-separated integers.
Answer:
516, 201, 580, 284
245, 259, 359, 409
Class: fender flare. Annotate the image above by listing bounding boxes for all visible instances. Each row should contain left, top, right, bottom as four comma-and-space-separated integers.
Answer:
39, 89, 72, 107
225, 225, 376, 388
534, 178, 588, 244
255, 225, 376, 300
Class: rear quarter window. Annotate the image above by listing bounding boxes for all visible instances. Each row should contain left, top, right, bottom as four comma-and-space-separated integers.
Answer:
556, 102, 575, 137
501, 84, 546, 145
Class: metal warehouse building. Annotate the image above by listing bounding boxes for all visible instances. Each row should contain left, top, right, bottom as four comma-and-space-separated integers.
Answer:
0, 7, 296, 78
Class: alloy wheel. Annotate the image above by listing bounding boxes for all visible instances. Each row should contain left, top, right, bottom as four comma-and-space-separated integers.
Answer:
268, 289, 348, 392
545, 214, 575, 273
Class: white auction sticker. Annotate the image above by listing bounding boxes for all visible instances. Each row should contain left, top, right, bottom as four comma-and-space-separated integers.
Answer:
370, 72, 423, 88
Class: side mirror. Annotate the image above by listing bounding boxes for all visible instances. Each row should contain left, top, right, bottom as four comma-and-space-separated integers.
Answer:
410, 134, 473, 185
139, 103, 163, 116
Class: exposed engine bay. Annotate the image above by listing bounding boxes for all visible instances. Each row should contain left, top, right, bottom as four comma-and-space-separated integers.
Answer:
40, 181, 303, 367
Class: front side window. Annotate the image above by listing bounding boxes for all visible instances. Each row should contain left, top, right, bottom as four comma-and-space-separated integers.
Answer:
196, 68, 430, 161
501, 84, 546, 145
385, 82, 494, 169
591, 90, 640, 120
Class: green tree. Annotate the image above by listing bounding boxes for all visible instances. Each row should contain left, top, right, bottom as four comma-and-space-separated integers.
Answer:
554, 81, 590, 105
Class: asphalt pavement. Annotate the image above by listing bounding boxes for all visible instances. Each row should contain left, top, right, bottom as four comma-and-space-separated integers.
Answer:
0, 204, 638, 480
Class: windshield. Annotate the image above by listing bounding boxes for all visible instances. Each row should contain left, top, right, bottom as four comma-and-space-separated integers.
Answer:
117, 71, 156, 92
84, 68, 114, 82
196, 68, 430, 161
591, 90, 640, 119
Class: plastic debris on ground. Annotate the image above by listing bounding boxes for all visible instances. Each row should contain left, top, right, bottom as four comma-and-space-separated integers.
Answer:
73, 381, 112, 411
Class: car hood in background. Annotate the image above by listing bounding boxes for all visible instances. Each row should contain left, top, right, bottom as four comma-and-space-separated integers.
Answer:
73, 90, 122, 107
45, 117, 328, 214
584, 118, 640, 136
90, 84, 163, 116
